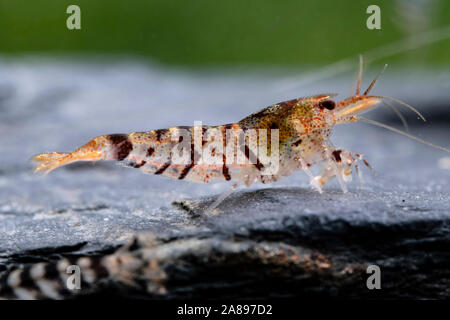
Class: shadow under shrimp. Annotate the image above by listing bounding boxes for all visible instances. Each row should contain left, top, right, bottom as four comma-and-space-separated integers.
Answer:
171, 187, 342, 218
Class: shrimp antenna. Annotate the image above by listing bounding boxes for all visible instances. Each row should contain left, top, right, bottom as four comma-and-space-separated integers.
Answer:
363, 64, 388, 96
356, 54, 363, 95
357, 116, 450, 153
354, 58, 408, 130
369, 95, 426, 122
379, 100, 409, 131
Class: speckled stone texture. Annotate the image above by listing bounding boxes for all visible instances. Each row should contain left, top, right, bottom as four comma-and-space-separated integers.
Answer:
0, 58, 449, 299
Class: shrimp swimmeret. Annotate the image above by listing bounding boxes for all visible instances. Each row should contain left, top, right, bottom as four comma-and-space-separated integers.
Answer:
32, 59, 450, 211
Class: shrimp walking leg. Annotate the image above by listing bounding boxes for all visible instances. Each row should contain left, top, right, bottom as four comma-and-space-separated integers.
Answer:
311, 148, 375, 192
204, 183, 240, 214
297, 156, 323, 193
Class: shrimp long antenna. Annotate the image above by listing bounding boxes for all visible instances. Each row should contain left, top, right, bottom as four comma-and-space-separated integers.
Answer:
380, 100, 409, 131
363, 64, 388, 96
357, 116, 450, 153
369, 95, 426, 122
274, 25, 450, 93
356, 55, 363, 95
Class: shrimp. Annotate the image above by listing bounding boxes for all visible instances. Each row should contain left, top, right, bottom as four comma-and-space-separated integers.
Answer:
32, 58, 450, 211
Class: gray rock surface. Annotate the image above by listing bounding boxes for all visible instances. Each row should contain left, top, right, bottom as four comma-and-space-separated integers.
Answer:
0, 57, 449, 299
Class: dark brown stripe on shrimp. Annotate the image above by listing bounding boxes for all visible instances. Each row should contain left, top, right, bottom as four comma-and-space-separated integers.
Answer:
107, 134, 128, 145
201, 126, 207, 145
221, 125, 231, 181
132, 160, 146, 169
178, 143, 195, 180
292, 138, 302, 147
154, 162, 171, 175
147, 147, 155, 157
244, 145, 264, 171
178, 126, 204, 180
154, 129, 169, 142
332, 150, 342, 162
107, 134, 133, 161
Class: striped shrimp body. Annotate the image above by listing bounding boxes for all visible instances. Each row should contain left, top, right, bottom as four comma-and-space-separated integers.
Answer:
32, 96, 358, 190
33, 60, 450, 210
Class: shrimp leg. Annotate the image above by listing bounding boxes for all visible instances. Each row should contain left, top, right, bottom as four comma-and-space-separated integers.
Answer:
204, 183, 240, 214
313, 149, 369, 190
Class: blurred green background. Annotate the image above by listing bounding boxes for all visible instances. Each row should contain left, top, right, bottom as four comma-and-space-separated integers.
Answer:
0, 0, 449, 66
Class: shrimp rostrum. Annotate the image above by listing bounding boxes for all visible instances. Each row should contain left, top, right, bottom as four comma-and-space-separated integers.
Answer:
33, 60, 450, 210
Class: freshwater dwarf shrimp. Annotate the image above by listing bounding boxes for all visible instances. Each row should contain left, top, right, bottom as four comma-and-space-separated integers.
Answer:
32, 58, 450, 211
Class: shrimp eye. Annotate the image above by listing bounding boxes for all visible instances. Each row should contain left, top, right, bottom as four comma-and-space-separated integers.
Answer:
319, 99, 336, 110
